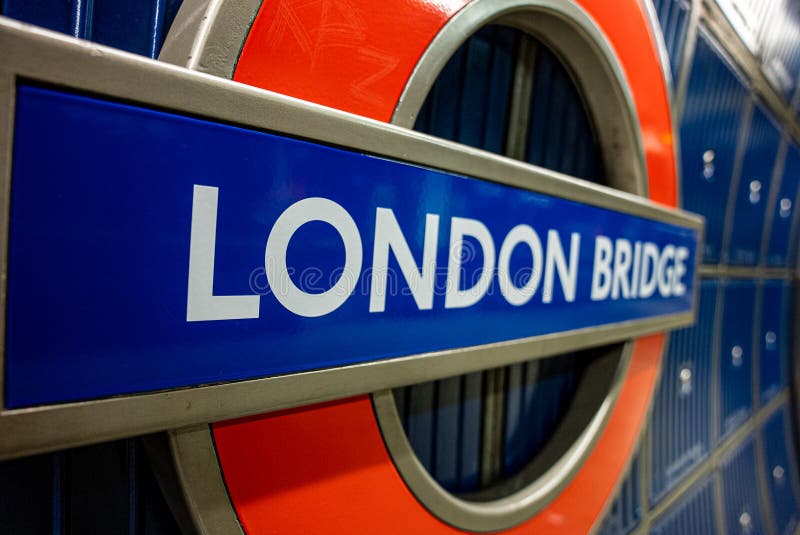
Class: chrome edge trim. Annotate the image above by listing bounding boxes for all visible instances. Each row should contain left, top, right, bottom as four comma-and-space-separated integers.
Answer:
157, 0, 262, 77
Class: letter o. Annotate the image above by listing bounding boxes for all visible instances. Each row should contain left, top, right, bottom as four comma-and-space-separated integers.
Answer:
265, 198, 363, 317
498, 224, 544, 306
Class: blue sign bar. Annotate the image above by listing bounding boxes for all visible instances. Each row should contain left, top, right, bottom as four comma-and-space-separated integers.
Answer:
5, 85, 698, 408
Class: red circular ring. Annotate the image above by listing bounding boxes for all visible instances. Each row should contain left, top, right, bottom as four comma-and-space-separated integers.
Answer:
212, 0, 677, 532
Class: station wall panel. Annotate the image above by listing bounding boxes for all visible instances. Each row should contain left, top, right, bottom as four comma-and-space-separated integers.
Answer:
720, 438, 769, 535
650, 280, 717, 503
761, 406, 800, 535
718, 280, 757, 440
765, 142, 800, 267
759, 280, 791, 404
650, 476, 719, 535
725, 103, 782, 265
679, 30, 749, 264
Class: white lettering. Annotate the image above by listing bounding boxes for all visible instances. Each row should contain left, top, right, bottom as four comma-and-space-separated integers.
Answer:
497, 224, 543, 306
591, 236, 613, 301
369, 208, 439, 312
265, 197, 363, 317
445, 217, 495, 309
543, 231, 580, 303
186, 185, 260, 321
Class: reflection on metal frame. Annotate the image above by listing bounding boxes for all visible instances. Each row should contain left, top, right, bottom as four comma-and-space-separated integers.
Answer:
373, 344, 631, 532
0, 18, 701, 460
158, 0, 262, 77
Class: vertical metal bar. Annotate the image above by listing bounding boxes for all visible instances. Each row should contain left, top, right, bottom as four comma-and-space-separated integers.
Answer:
504, 35, 537, 161
477, 33, 539, 488
52, 452, 65, 535
0, 72, 14, 413
480, 367, 505, 487
674, 0, 703, 120
70, 0, 94, 40
149, 0, 167, 59
128, 440, 138, 535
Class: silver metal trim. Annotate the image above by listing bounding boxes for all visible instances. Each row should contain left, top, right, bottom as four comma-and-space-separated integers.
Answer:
373, 343, 633, 532
157, 0, 262, 78
391, 0, 649, 197
0, 18, 700, 459
0, 72, 14, 412
504, 35, 537, 161
698, 264, 794, 280
167, 426, 244, 535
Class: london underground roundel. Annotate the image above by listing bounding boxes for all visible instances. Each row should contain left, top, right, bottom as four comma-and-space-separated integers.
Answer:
150, 0, 686, 533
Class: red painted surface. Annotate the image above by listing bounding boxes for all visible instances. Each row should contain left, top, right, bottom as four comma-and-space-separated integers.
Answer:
233, 0, 469, 121
215, 0, 677, 532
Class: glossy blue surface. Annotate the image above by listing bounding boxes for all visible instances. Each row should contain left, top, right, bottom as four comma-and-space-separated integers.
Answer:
718, 280, 757, 440
720, 438, 769, 535
5, 85, 698, 407
650, 476, 719, 535
726, 103, 782, 265
680, 30, 748, 264
762, 406, 800, 535
650, 280, 717, 503
759, 280, 791, 404
2, 0, 182, 58
767, 142, 800, 267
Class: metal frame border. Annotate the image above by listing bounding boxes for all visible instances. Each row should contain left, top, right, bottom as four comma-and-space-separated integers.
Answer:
0, 17, 700, 462
157, 0, 262, 77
